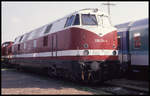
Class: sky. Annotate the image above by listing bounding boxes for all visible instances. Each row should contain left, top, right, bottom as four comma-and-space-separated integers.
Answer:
1, 1, 149, 43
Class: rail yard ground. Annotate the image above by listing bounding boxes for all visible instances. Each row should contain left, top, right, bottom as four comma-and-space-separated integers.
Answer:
1, 68, 149, 95
1, 68, 109, 95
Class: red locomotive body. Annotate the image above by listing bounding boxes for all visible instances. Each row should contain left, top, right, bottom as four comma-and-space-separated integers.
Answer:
9, 8, 120, 83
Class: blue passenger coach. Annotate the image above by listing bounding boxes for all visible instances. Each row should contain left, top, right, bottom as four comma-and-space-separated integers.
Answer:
115, 18, 149, 77
115, 22, 131, 72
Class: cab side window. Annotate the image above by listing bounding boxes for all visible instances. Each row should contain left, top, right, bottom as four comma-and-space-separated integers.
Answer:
73, 14, 80, 25
64, 15, 75, 27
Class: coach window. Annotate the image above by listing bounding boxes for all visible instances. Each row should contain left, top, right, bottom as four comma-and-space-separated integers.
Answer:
73, 14, 80, 25
43, 36, 48, 46
44, 24, 53, 34
134, 33, 141, 49
81, 14, 98, 25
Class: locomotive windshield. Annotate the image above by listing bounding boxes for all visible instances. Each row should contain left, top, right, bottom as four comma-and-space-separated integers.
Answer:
65, 14, 80, 28
2, 43, 9, 47
81, 14, 98, 25
65, 15, 75, 27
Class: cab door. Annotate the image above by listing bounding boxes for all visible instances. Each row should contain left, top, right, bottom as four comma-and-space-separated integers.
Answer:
118, 32, 123, 64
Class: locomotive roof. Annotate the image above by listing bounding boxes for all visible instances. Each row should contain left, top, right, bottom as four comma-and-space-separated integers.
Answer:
13, 8, 107, 45
2, 41, 13, 46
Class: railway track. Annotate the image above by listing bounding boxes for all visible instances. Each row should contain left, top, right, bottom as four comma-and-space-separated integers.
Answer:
105, 79, 149, 92
90, 79, 149, 95
2, 68, 149, 95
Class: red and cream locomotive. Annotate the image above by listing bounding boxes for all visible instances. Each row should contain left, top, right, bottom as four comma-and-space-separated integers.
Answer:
1, 41, 13, 66
8, 8, 120, 83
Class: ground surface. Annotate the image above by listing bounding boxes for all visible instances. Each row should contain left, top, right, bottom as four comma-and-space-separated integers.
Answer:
1, 68, 109, 95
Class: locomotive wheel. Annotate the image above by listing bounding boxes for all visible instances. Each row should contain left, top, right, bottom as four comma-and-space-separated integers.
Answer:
47, 66, 57, 78
88, 71, 98, 83
88, 69, 103, 84
47, 67, 52, 77
16, 65, 22, 71
64, 70, 70, 79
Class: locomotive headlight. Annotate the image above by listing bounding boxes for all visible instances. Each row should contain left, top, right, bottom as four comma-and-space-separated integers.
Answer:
83, 50, 89, 56
83, 43, 88, 48
112, 50, 117, 56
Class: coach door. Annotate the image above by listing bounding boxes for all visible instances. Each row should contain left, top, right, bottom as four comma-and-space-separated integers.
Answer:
118, 32, 123, 64
52, 34, 57, 57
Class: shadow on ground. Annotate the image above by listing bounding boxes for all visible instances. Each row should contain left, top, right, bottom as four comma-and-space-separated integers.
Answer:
1, 68, 109, 95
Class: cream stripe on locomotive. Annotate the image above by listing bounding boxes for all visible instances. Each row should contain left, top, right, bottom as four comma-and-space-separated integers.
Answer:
8, 49, 118, 58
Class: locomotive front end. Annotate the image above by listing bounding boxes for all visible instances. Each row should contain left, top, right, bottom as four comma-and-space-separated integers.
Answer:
68, 9, 120, 83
